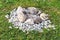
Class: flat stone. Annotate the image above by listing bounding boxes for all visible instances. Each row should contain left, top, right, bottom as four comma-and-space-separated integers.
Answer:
40, 13, 49, 20
16, 6, 27, 22
25, 18, 34, 24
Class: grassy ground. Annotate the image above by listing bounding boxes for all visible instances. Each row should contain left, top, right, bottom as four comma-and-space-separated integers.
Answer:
0, 0, 60, 40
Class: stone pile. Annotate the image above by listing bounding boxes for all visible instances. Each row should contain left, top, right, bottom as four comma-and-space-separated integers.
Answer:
5, 6, 55, 32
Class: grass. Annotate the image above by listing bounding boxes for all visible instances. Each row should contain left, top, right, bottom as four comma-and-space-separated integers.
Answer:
0, 0, 60, 40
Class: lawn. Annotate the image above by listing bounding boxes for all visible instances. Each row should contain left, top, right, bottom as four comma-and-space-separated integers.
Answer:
0, 0, 60, 40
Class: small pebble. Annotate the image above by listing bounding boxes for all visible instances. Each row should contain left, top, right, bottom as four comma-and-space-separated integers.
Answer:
9, 26, 12, 29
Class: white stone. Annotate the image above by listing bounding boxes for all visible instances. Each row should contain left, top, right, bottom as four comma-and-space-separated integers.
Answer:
15, 6, 27, 23
47, 24, 55, 28
14, 26, 19, 28
5, 14, 9, 19
17, 12, 27, 22
8, 18, 13, 22
9, 26, 12, 29
25, 18, 34, 24
40, 13, 49, 20
16, 6, 23, 13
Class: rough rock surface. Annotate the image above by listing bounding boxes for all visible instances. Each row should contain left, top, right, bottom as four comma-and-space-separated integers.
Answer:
5, 6, 55, 33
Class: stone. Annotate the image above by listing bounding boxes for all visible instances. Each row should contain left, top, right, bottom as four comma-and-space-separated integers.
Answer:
5, 14, 9, 19
27, 7, 38, 14
37, 10, 41, 16
9, 26, 12, 29
25, 18, 34, 24
8, 17, 13, 22
48, 24, 55, 28
17, 12, 27, 22
16, 6, 24, 13
34, 17, 42, 24
40, 13, 49, 20
16, 6, 27, 23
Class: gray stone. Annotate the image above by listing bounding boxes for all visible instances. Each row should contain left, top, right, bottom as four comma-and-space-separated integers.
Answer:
27, 7, 38, 14
37, 10, 41, 16
34, 17, 42, 24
